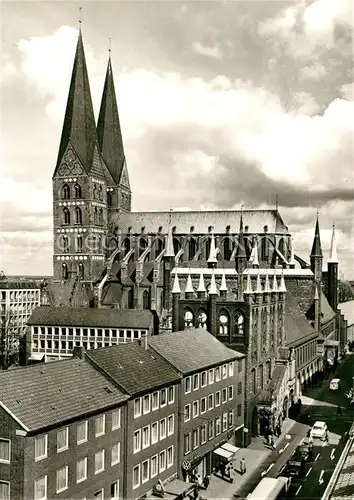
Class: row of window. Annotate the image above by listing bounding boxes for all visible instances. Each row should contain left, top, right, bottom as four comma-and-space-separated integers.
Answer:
132, 446, 174, 490
62, 206, 83, 225
61, 183, 106, 201
133, 415, 174, 454
34, 337, 139, 353
296, 340, 317, 367
32, 411, 121, 462
134, 386, 175, 418
183, 310, 245, 336
184, 410, 236, 455
184, 385, 237, 421
1, 290, 40, 301
59, 234, 101, 253
184, 362, 236, 394
32, 326, 146, 338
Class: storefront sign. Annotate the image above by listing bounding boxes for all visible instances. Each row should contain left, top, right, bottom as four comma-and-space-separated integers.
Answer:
182, 459, 192, 471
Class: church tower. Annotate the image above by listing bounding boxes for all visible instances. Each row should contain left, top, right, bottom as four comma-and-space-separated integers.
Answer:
310, 213, 323, 283
97, 54, 132, 213
327, 224, 339, 311
52, 29, 107, 285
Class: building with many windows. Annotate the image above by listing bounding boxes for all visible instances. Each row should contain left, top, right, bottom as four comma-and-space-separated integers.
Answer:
25, 306, 155, 363
0, 358, 127, 500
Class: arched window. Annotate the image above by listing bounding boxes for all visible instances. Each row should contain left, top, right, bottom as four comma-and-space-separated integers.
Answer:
261, 237, 268, 261
219, 312, 229, 336
139, 238, 148, 257
184, 310, 194, 329
205, 238, 211, 259
251, 368, 256, 393
279, 238, 286, 258
234, 312, 245, 336
188, 238, 197, 260
122, 238, 130, 257
78, 263, 84, 280
63, 208, 70, 225
154, 239, 164, 259
127, 288, 134, 309
245, 238, 252, 260
107, 191, 112, 208
63, 235, 69, 253
99, 208, 103, 226
97, 236, 102, 253
74, 183, 82, 198
259, 364, 264, 389
197, 310, 207, 329
62, 184, 70, 199
75, 207, 82, 225
143, 290, 150, 309
62, 263, 68, 279
76, 235, 83, 253
93, 207, 98, 225
173, 238, 181, 256
223, 238, 232, 260
98, 186, 102, 200
93, 184, 97, 199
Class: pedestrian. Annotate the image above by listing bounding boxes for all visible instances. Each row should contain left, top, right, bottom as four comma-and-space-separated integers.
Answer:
202, 474, 210, 490
269, 435, 275, 450
276, 423, 281, 437
337, 405, 342, 416
324, 430, 329, 444
220, 462, 225, 479
240, 457, 246, 475
229, 463, 237, 483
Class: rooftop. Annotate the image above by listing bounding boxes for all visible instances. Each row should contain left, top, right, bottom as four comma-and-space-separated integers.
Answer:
0, 358, 127, 432
27, 306, 153, 329
338, 300, 354, 327
86, 341, 181, 395
149, 327, 244, 374
285, 293, 318, 347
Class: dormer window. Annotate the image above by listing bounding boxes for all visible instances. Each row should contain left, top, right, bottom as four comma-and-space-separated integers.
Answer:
62, 184, 70, 199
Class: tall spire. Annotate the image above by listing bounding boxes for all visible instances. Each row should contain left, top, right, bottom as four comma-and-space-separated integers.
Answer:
209, 270, 218, 295
219, 271, 227, 292
172, 273, 181, 294
55, 29, 98, 173
165, 212, 175, 258
310, 212, 323, 258
328, 224, 338, 263
97, 51, 126, 185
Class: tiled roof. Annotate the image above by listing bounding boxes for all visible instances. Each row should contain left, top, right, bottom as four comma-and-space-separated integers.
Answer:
86, 342, 181, 394
258, 364, 287, 405
0, 358, 127, 432
285, 293, 318, 347
113, 209, 289, 234
148, 328, 243, 374
321, 291, 336, 323
27, 306, 153, 329
0, 280, 41, 289
339, 300, 354, 327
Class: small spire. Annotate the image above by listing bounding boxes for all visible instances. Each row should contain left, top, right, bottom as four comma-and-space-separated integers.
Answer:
289, 237, 296, 265
185, 272, 194, 294
197, 272, 206, 293
209, 269, 218, 295
264, 271, 271, 293
207, 230, 218, 264
278, 269, 287, 293
328, 224, 338, 263
172, 273, 181, 294
165, 213, 175, 258
314, 283, 319, 301
272, 269, 278, 292
236, 213, 247, 258
249, 236, 259, 267
219, 271, 227, 291
256, 271, 263, 293
310, 212, 323, 258
245, 269, 253, 294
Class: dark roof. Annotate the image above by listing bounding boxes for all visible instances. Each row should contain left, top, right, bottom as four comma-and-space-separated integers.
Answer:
0, 280, 41, 289
320, 291, 336, 323
285, 293, 318, 347
27, 306, 153, 329
55, 31, 98, 174
258, 364, 287, 405
149, 328, 243, 374
0, 358, 127, 432
310, 215, 323, 257
97, 57, 126, 186
86, 342, 181, 394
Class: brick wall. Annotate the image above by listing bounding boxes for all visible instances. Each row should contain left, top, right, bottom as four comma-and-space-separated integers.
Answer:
0, 408, 25, 500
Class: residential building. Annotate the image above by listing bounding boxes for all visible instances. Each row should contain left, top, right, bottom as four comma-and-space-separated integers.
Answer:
0, 358, 127, 500
148, 328, 245, 480
338, 300, 354, 348
25, 306, 155, 363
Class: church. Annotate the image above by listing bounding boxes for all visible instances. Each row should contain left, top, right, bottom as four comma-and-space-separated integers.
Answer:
44, 28, 341, 438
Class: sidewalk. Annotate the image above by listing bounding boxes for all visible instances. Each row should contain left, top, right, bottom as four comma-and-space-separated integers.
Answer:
203, 419, 295, 499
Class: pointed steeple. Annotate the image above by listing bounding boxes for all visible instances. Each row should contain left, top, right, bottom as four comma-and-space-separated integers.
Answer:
255, 271, 263, 293
328, 224, 338, 263
272, 269, 278, 292
249, 236, 259, 267
55, 30, 98, 173
219, 271, 227, 292
236, 212, 247, 259
185, 272, 194, 294
172, 273, 181, 294
207, 231, 218, 266
245, 270, 253, 294
197, 272, 206, 293
97, 54, 126, 185
310, 213, 323, 258
209, 270, 218, 295
278, 269, 287, 293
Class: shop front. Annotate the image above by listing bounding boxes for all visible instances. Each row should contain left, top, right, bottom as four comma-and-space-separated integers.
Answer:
212, 442, 240, 474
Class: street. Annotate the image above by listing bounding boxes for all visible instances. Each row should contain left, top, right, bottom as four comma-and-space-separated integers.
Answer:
235, 355, 354, 500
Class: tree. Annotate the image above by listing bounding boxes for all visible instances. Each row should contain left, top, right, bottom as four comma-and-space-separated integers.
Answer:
338, 281, 354, 303
0, 312, 21, 370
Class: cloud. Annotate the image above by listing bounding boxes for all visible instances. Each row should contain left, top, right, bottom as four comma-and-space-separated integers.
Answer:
193, 42, 223, 60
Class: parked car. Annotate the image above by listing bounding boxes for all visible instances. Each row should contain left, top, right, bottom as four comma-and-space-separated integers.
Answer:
283, 440, 313, 477
310, 421, 327, 440
329, 378, 340, 391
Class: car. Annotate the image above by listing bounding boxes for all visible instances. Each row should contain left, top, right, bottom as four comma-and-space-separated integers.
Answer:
283, 441, 313, 477
310, 421, 327, 440
330, 378, 340, 391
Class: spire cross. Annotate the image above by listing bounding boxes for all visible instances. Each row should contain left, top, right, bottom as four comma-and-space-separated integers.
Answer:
79, 6, 82, 25
275, 193, 279, 211
108, 38, 112, 54
169, 207, 173, 225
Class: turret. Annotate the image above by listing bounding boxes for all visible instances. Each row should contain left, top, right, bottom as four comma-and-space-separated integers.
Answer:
207, 270, 218, 335
163, 217, 175, 312
219, 271, 228, 299
197, 272, 207, 299
172, 273, 181, 332
327, 224, 339, 311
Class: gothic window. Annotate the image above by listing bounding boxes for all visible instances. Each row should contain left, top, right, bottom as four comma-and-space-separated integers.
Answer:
219, 312, 229, 336
63, 235, 69, 253
139, 238, 148, 257
98, 185, 102, 200
205, 238, 211, 258
267, 360, 272, 380
197, 310, 207, 329
173, 238, 181, 256
93, 207, 98, 225
142, 290, 150, 310
261, 237, 268, 260
245, 238, 252, 260
251, 368, 256, 393
76, 235, 83, 253
74, 183, 82, 198
63, 208, 70, 225
259, 365, 264, 390
96, 236, 102, 253
75, 207, 82, 225
78, 263, 84, 280
107, 191, 112, 208
127, 288, 134, 309
223, 238, 232, 260
154, 238, 164, 259
62, 263, 68, 279
93, 184, 97, 199
188, 238, 197, 260
99, 208, 103, 226
62, 184, 70, 199
234, 312, 244, 335
184, 310, 194, 329
122, 238, 130, 256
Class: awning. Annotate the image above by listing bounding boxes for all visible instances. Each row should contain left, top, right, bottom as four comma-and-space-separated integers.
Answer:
221, 443, 240, 454
214, 447, 233, 459
324, 340, 339, 347
28, 353, 44, 361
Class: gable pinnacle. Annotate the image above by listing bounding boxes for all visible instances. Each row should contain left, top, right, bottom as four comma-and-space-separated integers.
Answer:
328, 224, 339, 263
209, 269, 218, 295
278, 269, 287, 293
264, 271, 271, 293
255, 271, 263, 293
272, 269, 278, 292
172, 273, 181, 294
165, 214, 174, 258
310, 212, 323, 258
185, 272, 194, 294
245, 269, 253, 294
249, 236, 259, 267
236, 213, 247, 258
207, 230, 218, 264
219, 270, 227, 291
197, 272, 206, 293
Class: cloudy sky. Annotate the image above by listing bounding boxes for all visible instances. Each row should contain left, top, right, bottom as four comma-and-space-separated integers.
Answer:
1, 0, 353, 278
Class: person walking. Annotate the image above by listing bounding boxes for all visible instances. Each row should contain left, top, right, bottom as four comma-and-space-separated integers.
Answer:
269, 435, 275, 450
240, 457, 246, 475
324, 430, 329, 444
202, 474, 210, 490
229, 463, 237, 483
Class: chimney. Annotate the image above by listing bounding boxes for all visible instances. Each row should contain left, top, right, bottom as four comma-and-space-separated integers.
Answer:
73, 346, 85, 359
